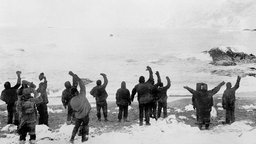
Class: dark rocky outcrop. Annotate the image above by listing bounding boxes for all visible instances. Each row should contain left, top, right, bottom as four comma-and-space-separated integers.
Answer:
207, 47, 256, 66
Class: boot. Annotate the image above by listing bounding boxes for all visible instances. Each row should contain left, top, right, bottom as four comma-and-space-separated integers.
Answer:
139, 121, 143, 126
81, 135, 88, 142
70, 132, 75, 144
69, 138, 74, 144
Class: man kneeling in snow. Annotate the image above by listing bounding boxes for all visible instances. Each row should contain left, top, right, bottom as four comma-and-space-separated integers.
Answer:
69, 71, 91, 143
16, 80, 43, 144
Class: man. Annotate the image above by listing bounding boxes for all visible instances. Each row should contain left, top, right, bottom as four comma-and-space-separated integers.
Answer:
149, 71, 162, 120
116, 81, 131, 122
36, 73, 49, 126
222, 76, 241, 124
184, 81, 225, 129
17, 80, 43, 144
156, 72, 171, 118
61, 81, 75, 124
131, 66, 154, 126
90, 73, 109, 121
1, 71, 21, 125
69, 71, 91, 143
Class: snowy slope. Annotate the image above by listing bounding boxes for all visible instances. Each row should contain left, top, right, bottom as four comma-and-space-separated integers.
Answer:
1, 116, 256, 144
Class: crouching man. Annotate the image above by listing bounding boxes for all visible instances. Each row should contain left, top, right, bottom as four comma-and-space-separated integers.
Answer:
69, 71, 91, 143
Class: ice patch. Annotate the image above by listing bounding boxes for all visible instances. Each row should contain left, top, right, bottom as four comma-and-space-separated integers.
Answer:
218, 107, 224, 111
48, 108, 63, 113
175, 108, 184, 113
178, 116, 188, 120
185, 104, 194, 111
217, 103, 222, 107
241, 105, 256, 111
211, 107, 217, 119
191, 114, 196, 119
1, 124, 17, 133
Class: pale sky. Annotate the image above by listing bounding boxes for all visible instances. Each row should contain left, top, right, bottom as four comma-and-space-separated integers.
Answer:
0, 0, 255, 29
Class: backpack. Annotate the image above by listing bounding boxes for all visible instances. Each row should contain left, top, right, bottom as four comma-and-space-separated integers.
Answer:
22, 100, 36, 114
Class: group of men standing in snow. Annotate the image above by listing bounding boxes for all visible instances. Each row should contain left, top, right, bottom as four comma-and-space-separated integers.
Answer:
184, 76, 241, 129
0, 71, 49, 144
0, 65, 241, 143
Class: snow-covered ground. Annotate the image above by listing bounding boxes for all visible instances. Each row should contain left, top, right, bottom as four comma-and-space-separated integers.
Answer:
1, 115, 256, 144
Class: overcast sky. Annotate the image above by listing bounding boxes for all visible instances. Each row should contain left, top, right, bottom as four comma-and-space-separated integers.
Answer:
0, 0, 255, 29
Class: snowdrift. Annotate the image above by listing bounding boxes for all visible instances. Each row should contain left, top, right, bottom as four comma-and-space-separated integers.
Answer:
1, 116, 256, 144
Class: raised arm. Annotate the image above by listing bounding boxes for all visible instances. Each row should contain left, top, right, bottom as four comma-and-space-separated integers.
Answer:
131, 86, 137, 102
233, 76, 241, 90
163, 76, 171, 90
13, 71, 21, 89
101, 73, 108, 88
146, 66, 154, 83
69, 71, 85, 94
72, 76, 78, 88
155, 71, 162, 87
184, 86, 197, 95
209, 81, 225, 95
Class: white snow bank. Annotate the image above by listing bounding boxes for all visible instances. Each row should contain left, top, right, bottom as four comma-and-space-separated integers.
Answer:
1, 116, 256, 144
1, 124, 17, 133
191, 114, 196, 119
218, 107, 224, 111
178, 116, 188, 120
241, 105, 256, 111
48, 108, 63, 113
185, 104, 194, 111
211, 107, 217, 119
175, 108, 184, 113
217, 103, 222, 107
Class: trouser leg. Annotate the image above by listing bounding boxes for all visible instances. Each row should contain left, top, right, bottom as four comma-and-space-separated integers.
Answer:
157, 102, 162, 118
103, 102, 108, 120
231, 108, 235, 123
145, 103, 150, 124
37, 103, 49, 126
67, 105, 73, 122
43, 103, 49, 126
118, 105, 123, 120
226, 110, 231, 124
80, 115, 90, 142
19, 124, 28, 141
71, 118, 82, 140
7, 103, 14, 124
163, 102, 167, 118
96, 104, 101, 120
139, 104, 144, 124
37, 104, 43, 125
152, 102, 157, 118
123, 105, 128, 120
